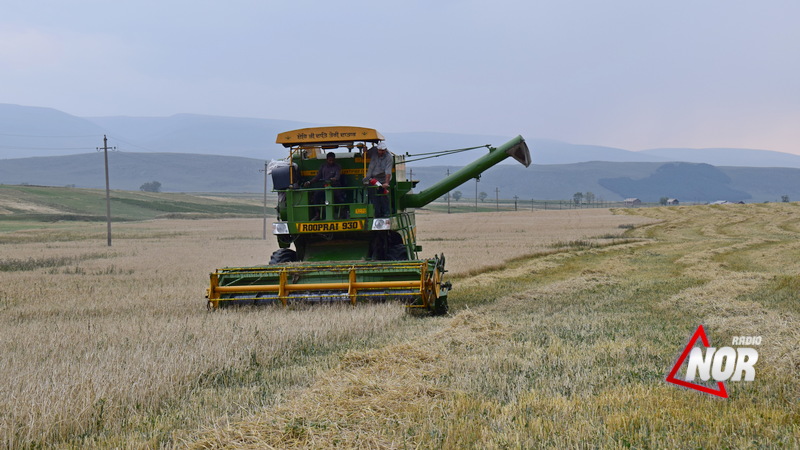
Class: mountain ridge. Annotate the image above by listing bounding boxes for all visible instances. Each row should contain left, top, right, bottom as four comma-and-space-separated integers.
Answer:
2, 103, 799, 203
2, 152, 798, 203
3, 103, 800, 168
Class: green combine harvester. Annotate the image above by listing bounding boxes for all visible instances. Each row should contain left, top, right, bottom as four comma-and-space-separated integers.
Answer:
207, 126, 531, 314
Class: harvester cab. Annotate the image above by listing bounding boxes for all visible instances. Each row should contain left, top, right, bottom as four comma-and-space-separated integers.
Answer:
269, 127, 411, 262
207, 126, 531, 314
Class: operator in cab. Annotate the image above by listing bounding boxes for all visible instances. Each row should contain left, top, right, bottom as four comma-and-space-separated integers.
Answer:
365, 142, 392, 217
304, 152, 344, 220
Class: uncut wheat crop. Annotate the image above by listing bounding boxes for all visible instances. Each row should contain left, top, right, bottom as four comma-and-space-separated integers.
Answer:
416, 208, 653, 275
0, 209, 651, 447
192, 204, 800, 449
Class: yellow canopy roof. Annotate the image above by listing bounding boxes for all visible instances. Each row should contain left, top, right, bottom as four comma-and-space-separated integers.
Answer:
276, 126, 385, 147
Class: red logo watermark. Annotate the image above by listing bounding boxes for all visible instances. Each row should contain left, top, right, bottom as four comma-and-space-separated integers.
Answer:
666, 325, 760, 398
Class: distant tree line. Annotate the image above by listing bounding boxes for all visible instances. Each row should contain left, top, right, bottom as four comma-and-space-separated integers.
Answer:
573, 191, 596, 205
139, 181, 161, 193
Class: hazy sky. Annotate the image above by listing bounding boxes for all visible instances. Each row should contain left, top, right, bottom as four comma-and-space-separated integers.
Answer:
2, 1, 799, 154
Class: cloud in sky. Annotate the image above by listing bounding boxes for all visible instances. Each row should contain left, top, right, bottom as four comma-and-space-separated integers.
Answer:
2, 0, 799, 154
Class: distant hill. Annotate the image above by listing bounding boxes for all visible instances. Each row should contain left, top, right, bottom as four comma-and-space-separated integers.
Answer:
86, 114, 314, 160
2, 152, 799, 203
640, 147, 800, 168
2, 103, 799, 203
0, 152, 268, 192
392, 135, 671, 166
410, 161, 796, 203
598, 163, 751, 202
0, 184, 263, 221
4, 103, 800, 168
0, 104, 105, 158
525, 139, 668, 165
409, 162, 659, 203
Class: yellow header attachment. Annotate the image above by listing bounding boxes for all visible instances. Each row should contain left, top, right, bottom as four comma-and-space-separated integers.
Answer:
276, 126, 385, 147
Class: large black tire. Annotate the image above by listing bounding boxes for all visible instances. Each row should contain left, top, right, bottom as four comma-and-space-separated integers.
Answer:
387, 244, 408, 261
432, 296, 449, 316
371, 231, 406, 261
269, 248, 297, 265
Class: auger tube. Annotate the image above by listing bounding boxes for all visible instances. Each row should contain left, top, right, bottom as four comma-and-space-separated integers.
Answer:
402, 135, 530, 209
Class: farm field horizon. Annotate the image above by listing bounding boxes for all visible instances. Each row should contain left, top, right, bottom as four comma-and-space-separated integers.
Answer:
0, 206, 797, 447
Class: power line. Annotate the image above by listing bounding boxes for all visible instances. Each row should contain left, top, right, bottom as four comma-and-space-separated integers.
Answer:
0, 145, 94, 150
0, 132, 158, 152
104, 135, 158, 152
0, 131, 102, 151
0, 132, 99, 138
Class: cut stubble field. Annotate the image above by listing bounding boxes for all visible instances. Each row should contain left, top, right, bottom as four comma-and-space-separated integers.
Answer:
0, 206, 798, 448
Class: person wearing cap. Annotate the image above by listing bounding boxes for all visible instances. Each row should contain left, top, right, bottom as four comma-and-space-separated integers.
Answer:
365, 142, 392, 217
304, 152, 343, 220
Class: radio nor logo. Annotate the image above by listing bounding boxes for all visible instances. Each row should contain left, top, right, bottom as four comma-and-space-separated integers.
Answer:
666, 325, 760, 398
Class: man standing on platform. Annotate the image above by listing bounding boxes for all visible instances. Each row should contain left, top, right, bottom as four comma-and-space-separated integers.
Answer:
365, 142, 392, 217
304, 152, 343, 220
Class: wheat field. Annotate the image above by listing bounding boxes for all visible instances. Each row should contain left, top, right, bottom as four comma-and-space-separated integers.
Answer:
1, 206, 798, 448
416, 208, 651, 276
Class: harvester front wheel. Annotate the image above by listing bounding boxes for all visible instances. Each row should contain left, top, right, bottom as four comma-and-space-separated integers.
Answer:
433, 296, 449, 316
269, 248, 297, 265
387, 244, 408, 261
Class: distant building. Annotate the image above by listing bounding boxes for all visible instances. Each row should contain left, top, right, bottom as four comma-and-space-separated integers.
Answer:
667, 198, 680, 205
624, 198, 642, 207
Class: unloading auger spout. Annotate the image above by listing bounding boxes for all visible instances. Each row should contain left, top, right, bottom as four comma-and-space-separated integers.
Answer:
206, 128, 532, 314
403, 135, 531, 209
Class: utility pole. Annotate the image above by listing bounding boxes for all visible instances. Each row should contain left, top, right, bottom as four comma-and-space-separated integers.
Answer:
97, 135, 115, 247
260, 162, 269, 240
